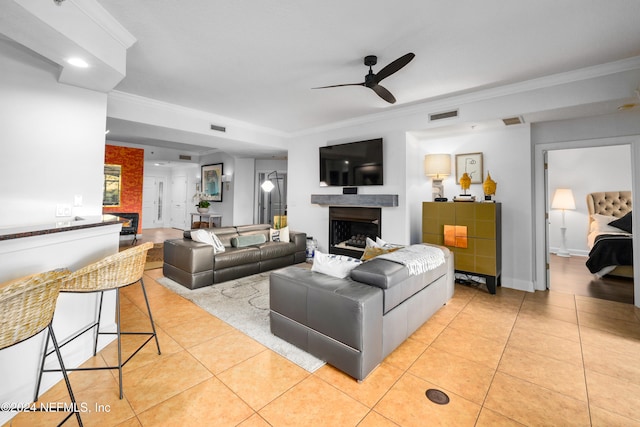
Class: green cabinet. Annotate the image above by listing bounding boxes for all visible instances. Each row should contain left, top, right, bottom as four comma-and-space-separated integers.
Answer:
422, 202, 502, 293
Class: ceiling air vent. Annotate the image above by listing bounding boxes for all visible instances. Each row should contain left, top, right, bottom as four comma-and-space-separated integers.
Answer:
179, 155, 192, 161
502, 116, 524, 126
210, 123, 226, 132
429, 109, 459, 122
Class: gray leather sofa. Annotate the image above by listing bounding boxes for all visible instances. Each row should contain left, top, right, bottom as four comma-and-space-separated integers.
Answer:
269, 244, 454, 380
163, 224, 306, 289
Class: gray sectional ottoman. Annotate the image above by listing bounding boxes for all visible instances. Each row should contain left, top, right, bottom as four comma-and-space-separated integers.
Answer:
269, 244, 454, 380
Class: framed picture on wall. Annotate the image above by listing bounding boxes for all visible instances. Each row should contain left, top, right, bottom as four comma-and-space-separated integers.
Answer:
455, 152, 483, 184
201, 163, 223, 202
103, 164, 121, 206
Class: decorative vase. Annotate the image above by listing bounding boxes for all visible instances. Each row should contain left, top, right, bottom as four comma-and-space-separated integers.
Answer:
459, 172, 471, 194
197, 207, 209, 213
483, 172, 497, 201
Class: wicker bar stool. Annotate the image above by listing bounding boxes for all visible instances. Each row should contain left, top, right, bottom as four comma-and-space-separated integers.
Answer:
0, 269, 83, 426
35, 242, 160, 400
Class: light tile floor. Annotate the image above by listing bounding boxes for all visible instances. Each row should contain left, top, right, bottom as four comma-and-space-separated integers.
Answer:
6, 269, 640, 426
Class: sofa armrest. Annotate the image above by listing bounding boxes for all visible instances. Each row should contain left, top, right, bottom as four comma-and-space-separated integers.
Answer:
289, 231, 307, 253
163, 238, 214, 274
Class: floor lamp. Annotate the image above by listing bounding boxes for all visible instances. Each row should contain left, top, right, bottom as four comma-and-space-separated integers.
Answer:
551, 188, 576, 257
261, 171, 283, 228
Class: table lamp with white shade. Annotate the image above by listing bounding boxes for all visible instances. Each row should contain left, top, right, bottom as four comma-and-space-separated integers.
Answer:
424, 154, 451, 201
551, 188, 576, 257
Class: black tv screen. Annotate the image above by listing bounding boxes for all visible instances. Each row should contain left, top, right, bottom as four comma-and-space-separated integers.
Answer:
319, 138, 383, 186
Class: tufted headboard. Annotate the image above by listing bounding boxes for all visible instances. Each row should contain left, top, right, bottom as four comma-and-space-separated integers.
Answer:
586, 191, 632, 224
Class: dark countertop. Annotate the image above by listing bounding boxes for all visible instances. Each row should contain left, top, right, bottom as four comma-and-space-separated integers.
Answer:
0, 215, 124, 241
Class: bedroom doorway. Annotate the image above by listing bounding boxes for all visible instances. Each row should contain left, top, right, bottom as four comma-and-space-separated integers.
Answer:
536, 140, 637, 306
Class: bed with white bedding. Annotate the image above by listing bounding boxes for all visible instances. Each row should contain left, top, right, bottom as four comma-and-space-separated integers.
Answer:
585, 191, 633, 278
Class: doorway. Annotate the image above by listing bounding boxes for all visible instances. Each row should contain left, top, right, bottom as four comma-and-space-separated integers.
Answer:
257, 171, 287, 226
170, 175, 188, 229
534, 136, 639, 307
142, 176, 166, 229
546, 146, 633, 303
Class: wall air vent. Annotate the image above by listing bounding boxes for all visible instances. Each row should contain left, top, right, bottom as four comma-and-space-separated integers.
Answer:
429, 109, 459, 122
179, 155, 192, 161
210, 124, 226, 132
502, 116, 524, 126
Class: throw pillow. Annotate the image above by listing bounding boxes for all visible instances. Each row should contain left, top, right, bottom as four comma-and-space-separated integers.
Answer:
191, 229, 226, 253
361, 236, 404, 260
231, 234, 267, 247
311, 250, 362, 279
270, 226, 289, 243
361, 245, 401, 261
609, 211, 632, 233
591, 214, 627, 234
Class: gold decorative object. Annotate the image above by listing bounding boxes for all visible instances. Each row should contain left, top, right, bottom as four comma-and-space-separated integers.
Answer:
483, 171, 497, 197
459, 172, 471, 194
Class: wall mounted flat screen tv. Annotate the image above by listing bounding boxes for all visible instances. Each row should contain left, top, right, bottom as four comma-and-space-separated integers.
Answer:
319, 138, 383, 186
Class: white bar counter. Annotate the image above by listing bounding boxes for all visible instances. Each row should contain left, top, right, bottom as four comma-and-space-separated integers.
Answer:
0, 215, 122, 424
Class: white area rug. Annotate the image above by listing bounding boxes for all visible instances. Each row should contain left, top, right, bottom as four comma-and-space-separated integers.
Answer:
156, 270, 325, 373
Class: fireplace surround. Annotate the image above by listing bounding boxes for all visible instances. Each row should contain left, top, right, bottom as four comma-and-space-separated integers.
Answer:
329, 207, 381, 258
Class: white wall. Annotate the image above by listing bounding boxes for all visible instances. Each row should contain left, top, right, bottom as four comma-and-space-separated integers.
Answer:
0, 38, 117, 424
547, 145, 632, 255
288, 128, 409, 254
416, 125, 534, 291
233, 158, 256, 225
0, 38, 108, 227
200, 152, 236, 226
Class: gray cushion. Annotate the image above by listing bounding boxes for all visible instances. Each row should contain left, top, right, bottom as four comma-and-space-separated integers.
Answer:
231, 234, 267, 247
258, 241, 296, 260
213, 247, 260, 269
350, 258, 409, 289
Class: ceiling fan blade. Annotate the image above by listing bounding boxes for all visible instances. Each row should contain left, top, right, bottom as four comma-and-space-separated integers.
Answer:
374, 52, 415, 83
312, 82, 365, 89
370, 84, 396, 104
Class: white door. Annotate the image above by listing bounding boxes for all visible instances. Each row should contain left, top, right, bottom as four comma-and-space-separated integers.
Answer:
142, 176, 166, 229
170, 175, 188, 229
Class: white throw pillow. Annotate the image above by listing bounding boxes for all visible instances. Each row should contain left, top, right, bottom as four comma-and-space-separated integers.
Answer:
311, 250, 362, 279
591, 214, 625, 234
191, 229, 226, 253
270, 226, 289, 243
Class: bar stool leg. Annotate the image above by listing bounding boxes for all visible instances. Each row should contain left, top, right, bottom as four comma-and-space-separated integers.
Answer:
48, 324, 84, 427
140, 278, 161, 355
93, 291, 104, 356
34, 328, 51, 402
116, 289, 124, 399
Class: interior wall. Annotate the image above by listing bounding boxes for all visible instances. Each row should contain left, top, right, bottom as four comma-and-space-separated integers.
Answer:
531, 112, 640, 306
0, 38, 108, 227
547, 145, 632, 255
200, 152, 235, 226
289, 127, 410, 258
416, 125, 534, 291
103, 145, 145, 232
233, 158, 256, 226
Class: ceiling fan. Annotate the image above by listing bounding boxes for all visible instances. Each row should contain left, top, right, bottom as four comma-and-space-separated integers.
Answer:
313, 53, 415, 104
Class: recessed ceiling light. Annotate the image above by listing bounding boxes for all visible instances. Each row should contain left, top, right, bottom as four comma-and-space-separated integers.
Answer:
66, 57, 89, 68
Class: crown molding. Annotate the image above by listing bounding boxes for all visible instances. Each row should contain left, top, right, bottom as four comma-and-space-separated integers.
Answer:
108, 90, 288, 139
291, 55, 640, 137
70, 0, 136, 48
110, 56, 640, 140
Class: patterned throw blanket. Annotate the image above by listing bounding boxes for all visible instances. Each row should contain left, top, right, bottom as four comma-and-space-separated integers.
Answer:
376, 244, 445, 276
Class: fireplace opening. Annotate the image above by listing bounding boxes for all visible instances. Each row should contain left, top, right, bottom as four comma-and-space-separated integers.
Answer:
329, 207, 381, 258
